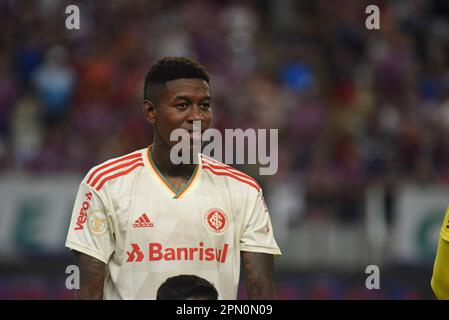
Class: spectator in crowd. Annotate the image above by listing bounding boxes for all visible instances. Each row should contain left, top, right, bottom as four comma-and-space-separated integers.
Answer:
1, 0, 449, 228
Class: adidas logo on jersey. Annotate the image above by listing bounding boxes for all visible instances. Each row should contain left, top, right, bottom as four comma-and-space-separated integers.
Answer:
133, 213, 154, 228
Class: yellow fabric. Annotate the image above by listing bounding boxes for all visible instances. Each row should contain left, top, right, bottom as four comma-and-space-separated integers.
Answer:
431, 206, 449, 299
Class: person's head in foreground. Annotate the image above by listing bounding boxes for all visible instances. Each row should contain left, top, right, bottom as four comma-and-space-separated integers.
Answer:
156, 274, 219, 300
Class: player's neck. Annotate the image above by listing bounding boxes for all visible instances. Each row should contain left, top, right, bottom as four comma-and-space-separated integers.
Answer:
151, 143, 197, 178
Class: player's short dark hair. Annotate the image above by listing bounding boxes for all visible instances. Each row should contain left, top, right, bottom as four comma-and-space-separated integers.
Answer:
144, 57, 210, 103
156, 274, 219, 300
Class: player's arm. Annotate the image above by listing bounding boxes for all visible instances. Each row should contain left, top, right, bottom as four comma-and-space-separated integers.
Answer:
240, 189, 281, 300
431, 237, 449, 299
241, 251, 275, 299
431, 207, 449, 299
65, 176, 115, 300
73, 250, 106, 300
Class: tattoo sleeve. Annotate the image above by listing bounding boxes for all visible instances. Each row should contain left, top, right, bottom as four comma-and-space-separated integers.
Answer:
241, 251, 275, 299
72, 250, 106, 300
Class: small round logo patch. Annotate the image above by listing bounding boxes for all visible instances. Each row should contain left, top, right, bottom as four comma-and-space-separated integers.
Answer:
88, 211, 108, 235
204, 208, 227, 233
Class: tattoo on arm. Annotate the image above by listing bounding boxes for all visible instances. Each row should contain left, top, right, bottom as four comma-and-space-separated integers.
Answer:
73, 251, 106, 300
241, 252, 275, 300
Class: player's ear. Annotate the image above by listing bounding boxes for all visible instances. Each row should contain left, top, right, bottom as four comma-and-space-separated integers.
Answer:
143, 99, 157, 125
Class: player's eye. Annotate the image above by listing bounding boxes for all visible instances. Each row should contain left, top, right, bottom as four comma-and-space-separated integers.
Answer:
176, 103, 188, 110
201, 103, 211, 110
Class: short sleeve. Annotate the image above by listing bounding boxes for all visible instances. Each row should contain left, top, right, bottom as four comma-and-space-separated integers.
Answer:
240, 190, 282, 255
65, 180, 115, 264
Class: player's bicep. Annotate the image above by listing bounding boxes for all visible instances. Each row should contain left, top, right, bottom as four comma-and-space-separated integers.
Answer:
241, 251, 275, 299
73, 250, 106, 300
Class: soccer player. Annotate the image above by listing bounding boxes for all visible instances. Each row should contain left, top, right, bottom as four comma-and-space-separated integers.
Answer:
156, 275, 218, 300
65, 57, 281, 300
431, 206, 449, 299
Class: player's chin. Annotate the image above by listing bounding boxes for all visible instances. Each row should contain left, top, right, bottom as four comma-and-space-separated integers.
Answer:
169, 141, 202, 161
187, 142, 201, 156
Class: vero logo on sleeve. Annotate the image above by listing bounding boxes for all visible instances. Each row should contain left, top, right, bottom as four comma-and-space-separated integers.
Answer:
74, 192, 93, 231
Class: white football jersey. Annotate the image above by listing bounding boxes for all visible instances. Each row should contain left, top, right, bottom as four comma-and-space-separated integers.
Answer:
65, 146, 281, 299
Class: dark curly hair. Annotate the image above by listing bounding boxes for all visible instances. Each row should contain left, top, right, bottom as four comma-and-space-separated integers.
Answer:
144, 57, 210, 103
156, 274, 218, 300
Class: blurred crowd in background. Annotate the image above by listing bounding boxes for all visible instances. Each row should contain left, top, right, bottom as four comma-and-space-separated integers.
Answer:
2, 0, 449, 225
0, 0, 448, 299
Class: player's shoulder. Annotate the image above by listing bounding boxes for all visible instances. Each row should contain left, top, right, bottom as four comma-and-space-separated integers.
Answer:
82, 148, 147, 191
200, 154, 262, 194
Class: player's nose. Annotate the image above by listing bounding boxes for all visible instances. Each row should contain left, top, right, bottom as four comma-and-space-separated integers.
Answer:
186, 104, 204, 122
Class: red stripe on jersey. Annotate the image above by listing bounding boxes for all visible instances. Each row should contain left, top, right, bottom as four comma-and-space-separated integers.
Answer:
139, 217, 144, 223
201, 158, 260, 189
95, 162, 144, 191
87, 152, 142, 184
202, 161, 260, 188
142, 213, 150, 222
90, 158, 143, 188
202, 155, 253, 175
202, 165, 261, 192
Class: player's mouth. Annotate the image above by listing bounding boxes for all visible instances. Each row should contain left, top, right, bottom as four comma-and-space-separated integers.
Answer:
187, 130, 203, 141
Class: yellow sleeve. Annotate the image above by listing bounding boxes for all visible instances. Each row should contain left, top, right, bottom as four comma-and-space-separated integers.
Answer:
431, 206, 449, 299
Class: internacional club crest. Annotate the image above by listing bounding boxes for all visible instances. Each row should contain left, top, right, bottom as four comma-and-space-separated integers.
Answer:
88, 211, 108, 235
204, 208, 228, 234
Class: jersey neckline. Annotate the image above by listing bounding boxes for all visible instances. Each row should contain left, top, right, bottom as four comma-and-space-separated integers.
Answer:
145, 145, 201, 199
